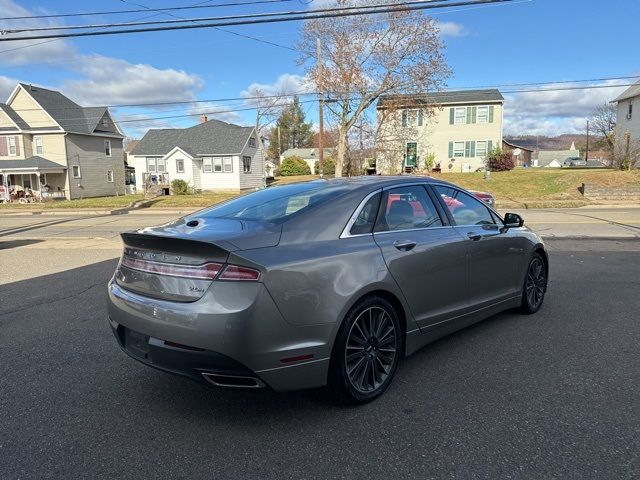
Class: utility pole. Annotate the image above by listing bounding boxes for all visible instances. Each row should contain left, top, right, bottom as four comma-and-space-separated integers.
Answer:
585, 120, 589, 163
317, 37, 324, 177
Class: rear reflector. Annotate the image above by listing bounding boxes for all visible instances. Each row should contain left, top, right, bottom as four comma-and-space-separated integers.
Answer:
218, 265, 261, 281
121, 256, 222, 280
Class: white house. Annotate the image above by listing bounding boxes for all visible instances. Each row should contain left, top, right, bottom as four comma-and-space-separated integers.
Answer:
613, 80, 640, 147
128, 115, 265, 193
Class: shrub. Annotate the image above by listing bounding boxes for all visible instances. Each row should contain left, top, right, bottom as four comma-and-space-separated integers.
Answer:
171, 178, 190, 195
279, 156, 311, 176
314, 158, 336, 175
487, 147, 515, 172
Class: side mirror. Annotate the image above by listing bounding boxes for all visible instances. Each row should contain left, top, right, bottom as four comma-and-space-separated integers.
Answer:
504, 212, 524, 228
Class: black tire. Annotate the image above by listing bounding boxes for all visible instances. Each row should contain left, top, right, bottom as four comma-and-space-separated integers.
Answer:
518, 253, 547, 314
328, 295, 402, 403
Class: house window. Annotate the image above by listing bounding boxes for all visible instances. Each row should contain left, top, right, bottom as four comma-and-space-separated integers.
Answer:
203, 157, 213, 173
476, 140, 487, 157
8, 136, 17, 155
248, 137, 256, 148
629, 103, 633, 119
213, 157, 223, 172
22, 175, 32, 189
242, 156, 251, 173
107, 170, 114, 182
72, 165, 81, 178
477, 106, 489, 124
223, 156, 233, 173
146, 157, 157, 173
176, 159, 185, 173
102, 118, 109, 127
34, 136, 43, 155
454, 107, 467, 125
453, 141, 465, 158
157, 158, 166, 173
104, 140, 111, 157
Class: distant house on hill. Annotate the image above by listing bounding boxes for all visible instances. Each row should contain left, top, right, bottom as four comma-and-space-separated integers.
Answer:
534, 142, 581, 168
502, 140, 533, 167
280, 148, 335, 174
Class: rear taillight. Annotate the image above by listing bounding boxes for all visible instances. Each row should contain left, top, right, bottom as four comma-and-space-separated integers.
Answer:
121, 257, 222, 280
120, 256, 260, 282
218, 265, 261, 281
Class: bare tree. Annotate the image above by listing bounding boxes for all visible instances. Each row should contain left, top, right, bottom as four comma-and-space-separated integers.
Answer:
298, 0, 450, 177
589, 103, 617, 156
612, 132, 640, 170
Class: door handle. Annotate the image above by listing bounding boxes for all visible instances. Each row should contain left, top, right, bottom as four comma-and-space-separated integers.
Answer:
467, 232, 482, 241
393, 240, 417, 251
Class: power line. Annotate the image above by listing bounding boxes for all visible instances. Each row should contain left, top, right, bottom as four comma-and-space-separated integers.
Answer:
0, 0, 515, 42
0, 0, 296, 21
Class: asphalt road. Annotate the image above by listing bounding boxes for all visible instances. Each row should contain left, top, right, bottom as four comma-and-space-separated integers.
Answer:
1, 238, 639, 479
1, 206, 640, 240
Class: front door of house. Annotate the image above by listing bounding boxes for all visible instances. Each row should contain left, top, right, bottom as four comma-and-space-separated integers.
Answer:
405, 142, 417, 167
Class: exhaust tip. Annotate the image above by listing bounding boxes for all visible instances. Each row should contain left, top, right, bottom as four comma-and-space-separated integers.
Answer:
201, 372, 265, 389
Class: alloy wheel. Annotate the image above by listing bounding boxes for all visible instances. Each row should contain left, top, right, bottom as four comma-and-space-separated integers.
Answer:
345, 306, 397, 393
525, 257, 546, 309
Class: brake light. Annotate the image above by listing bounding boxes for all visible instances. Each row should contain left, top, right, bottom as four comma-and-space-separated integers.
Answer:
121, 256, 222, 280
218, 265, 261, 281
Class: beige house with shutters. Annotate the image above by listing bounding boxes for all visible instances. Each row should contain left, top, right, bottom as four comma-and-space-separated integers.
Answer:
0, 83, 124, 200
376, 89, 504, 173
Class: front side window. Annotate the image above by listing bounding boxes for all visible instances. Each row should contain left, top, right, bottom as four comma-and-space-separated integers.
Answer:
375, 185, 443, 232
35, 136, 43, 155
242, 156, 251, 173
176, 159, 185, 173
104, 140, 111, 157
107, 170, 114, 182
434, 185, 495, 226
477, 106, 489, 123
454, 107, 467, 124
203, 157, 212, 173
8, 136, 16, 155
72, 165, 81, 178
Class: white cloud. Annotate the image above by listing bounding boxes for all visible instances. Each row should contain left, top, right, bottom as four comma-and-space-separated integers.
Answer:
241, 73, 311, 98
436, 21, 468, 37
504, 80, 630, 136
63, 56, 204, 106
0, 75, 20, 101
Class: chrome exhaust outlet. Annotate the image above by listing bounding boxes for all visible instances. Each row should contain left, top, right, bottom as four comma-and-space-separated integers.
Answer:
201, 372, 265, 389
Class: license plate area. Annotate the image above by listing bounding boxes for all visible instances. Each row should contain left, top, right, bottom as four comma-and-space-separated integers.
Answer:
124, 328, 150, 359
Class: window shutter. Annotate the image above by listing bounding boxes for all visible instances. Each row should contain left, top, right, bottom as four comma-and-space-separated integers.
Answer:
472, 106, 477, 124
418, 109, 423, 126
448, 141, 454, 158
14, 136, 20, 156
467, 107, 477, 124
449, 108, 454, 124
0, 137, 7, 156
489, 106, 494, 123
487, 140, 493, 153
470, 141, 476, 157
402, 110, 407, 127
465, 141, 471, 158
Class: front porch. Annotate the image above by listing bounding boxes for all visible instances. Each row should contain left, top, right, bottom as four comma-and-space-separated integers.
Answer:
0, 157, 68, 202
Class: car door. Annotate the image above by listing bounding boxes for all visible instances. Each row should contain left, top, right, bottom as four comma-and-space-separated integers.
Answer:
372, 184, 469, 330
431, 184, 522, 309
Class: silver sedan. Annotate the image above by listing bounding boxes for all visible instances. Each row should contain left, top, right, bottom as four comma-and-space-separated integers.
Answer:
107, 176, 548, 403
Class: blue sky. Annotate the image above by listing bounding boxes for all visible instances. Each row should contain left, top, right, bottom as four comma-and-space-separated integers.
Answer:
1, 0, 638, 137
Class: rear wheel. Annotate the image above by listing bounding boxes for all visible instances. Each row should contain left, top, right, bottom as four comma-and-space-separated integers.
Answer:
329, 296, 402, 403
519, 253, 547, 314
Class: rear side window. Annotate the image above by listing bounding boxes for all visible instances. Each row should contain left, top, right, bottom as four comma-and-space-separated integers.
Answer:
350, 192, 381, 235
375, 185, 443, 232
434, 185, 496, 226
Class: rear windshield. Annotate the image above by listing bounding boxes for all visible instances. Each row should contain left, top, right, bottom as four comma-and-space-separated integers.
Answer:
199, 181, 351, 222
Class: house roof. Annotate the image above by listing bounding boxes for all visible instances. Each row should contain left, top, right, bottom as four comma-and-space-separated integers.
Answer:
0, 103, 30, 130
281, 148, 335, 159
378, 89, 504, 108
130, 119, 255, 157
0, 156, 65, 171
17, 83, 117, 136
535, 149, 580, 167
502, 139, 534, 152
614, 80, 640, 102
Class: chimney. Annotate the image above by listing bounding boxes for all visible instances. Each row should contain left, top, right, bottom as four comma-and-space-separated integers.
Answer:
200, 114, 208, 124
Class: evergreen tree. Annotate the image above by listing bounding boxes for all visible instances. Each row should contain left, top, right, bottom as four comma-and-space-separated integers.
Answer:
267, 96, 314, 159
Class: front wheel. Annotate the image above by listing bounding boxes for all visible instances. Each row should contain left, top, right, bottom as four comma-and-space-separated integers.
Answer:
329, 296, 402, 403
519, 253, 547, 314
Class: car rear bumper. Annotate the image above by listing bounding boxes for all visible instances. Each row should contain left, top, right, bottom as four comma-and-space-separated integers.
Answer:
107, 280, 334, 392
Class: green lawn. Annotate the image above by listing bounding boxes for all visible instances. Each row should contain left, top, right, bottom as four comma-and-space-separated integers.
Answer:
144, 192, 238, 208
0, 194, 143, 209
